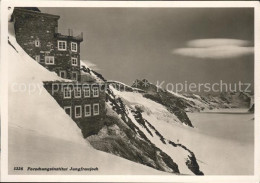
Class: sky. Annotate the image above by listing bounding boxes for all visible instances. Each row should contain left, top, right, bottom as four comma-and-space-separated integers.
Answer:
41, 7, 254, 92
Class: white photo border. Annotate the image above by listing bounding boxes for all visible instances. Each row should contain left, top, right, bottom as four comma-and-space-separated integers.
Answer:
1, 0, 259, 182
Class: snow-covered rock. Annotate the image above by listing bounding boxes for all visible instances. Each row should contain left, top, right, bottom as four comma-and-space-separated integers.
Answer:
87, 84, 203, 175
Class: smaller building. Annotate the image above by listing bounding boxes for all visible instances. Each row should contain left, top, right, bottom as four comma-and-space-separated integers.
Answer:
44, 81, 107, 137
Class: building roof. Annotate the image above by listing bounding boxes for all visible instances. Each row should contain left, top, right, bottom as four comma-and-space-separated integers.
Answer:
14, 7, 60, 20
20, 7, 41, 12
55, 33, 83, 42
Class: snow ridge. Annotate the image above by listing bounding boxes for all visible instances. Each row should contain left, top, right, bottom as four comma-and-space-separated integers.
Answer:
103, 85, 203, 175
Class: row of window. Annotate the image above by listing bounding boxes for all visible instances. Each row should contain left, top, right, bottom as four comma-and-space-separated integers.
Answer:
58, 41, 77, 52
60, 71, 78, 81
64, 104, 99, 118
64, 87, 99, 99
35, 40, 78, 52
35, 55, 78, 66
59, 70, 78, 80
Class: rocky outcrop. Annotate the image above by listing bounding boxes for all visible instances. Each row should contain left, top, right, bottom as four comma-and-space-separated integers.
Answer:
81, 74, 204, 175
132, 79, 194, 127
87, 86, 204, 175
87, 89, 180, 173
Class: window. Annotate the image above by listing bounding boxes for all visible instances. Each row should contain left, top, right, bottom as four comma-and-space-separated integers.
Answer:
35, 55, 40, 62
74, 87, 81, 98
64, 106, 72, 117
93, 103, 99, 116
93, 87, 99, 97
83, 87, 90, 98
71, 57, 78, 66
75, 105, 82, 118
63, 87, 71, 99
58, 40, 67, 51
85, 104, 91, 117
45, 56, 54, 65
71, 42, 77, 52
35, 40, 40, 47
72, 72, 78, 81
59, 70, 66, 78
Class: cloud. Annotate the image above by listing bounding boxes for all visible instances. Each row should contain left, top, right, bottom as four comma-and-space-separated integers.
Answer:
187, 39, 251, 48
172, 39, 254, 59
81, 60, 101, 70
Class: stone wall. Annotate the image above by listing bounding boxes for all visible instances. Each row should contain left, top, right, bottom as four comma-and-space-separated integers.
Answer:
44, 82, 106, 137
13, 8, 82, 81
13, 8, 58, 62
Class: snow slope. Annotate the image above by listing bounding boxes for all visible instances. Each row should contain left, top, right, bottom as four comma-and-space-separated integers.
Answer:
8, 20, 166, 175
111, 87, 181, 125
109, 86, 203, 175
145, 110, 254, 175
109, 85, 253, 175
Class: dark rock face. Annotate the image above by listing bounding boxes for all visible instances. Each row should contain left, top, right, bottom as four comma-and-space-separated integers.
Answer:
132, 79, 194, 127
87, 86, 204, 175
88, 89, 180, 174
168, 141, 203, 175
89, 115, 180, 173
143, 93, 193, 127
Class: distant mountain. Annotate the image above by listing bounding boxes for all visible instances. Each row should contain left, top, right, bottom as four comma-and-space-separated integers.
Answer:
131, 79, 253, 112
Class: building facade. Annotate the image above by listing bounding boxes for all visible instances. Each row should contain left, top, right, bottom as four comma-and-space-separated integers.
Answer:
13, 7, 83, 81
13, 8, 106, 137
44, 82, 106, 137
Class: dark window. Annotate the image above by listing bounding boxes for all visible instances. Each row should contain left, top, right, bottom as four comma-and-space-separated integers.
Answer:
59, 71, 66, 78
71, 42, 77, 52
85, 105, 91, 117
83, 87, 90, 97
93, 103, 99, 116
35, 40, 40, 47
72, 72, 78, 81
64, 107, 71, 117
35, 55, 40, 62
58, 40, 67, 51
74, 87, 81, 98
45, 56, 54, 65
93, 87, 99, 97
75, 106, 82, 118
71, 57, 78, 66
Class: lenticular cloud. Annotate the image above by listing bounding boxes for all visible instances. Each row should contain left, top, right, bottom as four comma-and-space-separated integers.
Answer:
172, 38, 254, 59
